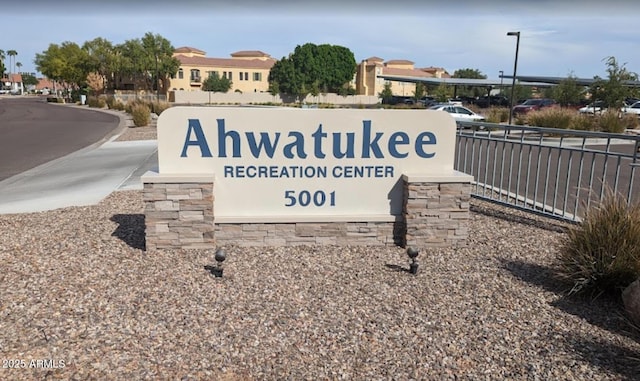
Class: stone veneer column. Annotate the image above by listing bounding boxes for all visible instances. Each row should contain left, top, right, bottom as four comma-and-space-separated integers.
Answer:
402, 173, 474, 249
141, 172, 214, 250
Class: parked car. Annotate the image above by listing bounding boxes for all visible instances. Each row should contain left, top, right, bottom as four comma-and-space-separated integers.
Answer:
622, 101, 640, 116
474, 95, 510, 108
512, 98, 556, 115
417, 96, 438, 107
578, 100, 606, 114
625, 97, 640, 106
429, 104, 485, 126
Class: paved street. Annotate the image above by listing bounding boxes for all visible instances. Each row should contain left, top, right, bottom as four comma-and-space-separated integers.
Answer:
0, 96, 122, 181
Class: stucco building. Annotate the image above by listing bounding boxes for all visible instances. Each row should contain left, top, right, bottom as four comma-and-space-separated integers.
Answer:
355, 57, 450, 97
169, 47, 276, 93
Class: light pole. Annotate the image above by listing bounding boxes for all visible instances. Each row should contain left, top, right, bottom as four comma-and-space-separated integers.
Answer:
507, 31, 520, 125
499, 70, 504, 95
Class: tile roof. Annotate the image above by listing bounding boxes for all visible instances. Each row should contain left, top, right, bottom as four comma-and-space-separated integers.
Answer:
175, 55, 276, 69
385, 59, 415, 65
381, 67, 434, 77
230, 50, 271, 58
1, 73, 22, 82
174, 46, 206, 55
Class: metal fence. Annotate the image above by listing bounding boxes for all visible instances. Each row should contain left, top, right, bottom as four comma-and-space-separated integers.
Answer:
454, 122, 640, 223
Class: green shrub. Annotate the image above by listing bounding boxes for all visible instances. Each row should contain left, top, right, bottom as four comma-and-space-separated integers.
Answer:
597, 110, 625, 133
130, 104, 151, 127
557, 191, 640, 297
526, 107, 574, 129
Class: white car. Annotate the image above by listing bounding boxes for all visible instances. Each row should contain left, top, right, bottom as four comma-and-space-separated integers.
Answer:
429, 104, 486, 125
622, 101, 640, 116
578, 101, 605, 114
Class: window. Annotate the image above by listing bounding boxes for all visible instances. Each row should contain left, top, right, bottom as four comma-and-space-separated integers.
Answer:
244, 72, 249, 81
207, 71, 219, 78
239, 72, 244, 81
253, 72, 262, 81
178, 68, 184, 79
190, 69, 201, 82
228, 71, 233, 81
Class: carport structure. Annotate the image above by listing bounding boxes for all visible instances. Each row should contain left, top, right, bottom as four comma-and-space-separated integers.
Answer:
377, 74, 640, 99
376, 74, 553, 99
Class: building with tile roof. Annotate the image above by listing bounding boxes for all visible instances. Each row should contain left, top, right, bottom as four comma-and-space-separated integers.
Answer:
355, 57, 450, 97
169, 47, 276, 94
0, 73, 23, 94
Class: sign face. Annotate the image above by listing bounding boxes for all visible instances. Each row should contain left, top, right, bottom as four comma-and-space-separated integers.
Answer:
157, 107, 457, 222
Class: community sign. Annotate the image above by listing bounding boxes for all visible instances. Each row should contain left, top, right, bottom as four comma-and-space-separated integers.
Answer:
156, 107, 457, 222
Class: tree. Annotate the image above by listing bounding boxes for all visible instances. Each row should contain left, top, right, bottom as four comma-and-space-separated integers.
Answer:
269, 43, 356, 101
35, 42, 90, 90
452, 68, 487, 97
202, 72, 232, 92
505, 84, 532, 104
434, 83, 453, 102
115, 33, 180, 94
0, 50, 5, 77
140, 32, 180, 96
413, 82, 426, 102
378, 82, 393, 104
7, 50, 17, 74
21, 73, 38, 87
82, 37, 117, 91
553, 74, 583, 107
452, 68, 486, 79
16, 62, 22, 73
590, 56, 638, 110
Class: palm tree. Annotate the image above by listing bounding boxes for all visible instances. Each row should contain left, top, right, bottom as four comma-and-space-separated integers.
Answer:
16, 62, 22, 73
7, 50, 17, 90
7, 50, 17, 75
0, 50, 5, 78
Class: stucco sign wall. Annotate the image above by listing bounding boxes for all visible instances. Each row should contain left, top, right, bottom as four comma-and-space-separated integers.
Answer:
156, 107, 457, 222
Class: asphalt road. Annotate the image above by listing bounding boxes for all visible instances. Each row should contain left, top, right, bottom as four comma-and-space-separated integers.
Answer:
0, 96, 121, 181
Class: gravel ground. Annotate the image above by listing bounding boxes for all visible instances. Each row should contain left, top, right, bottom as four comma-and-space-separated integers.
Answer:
114, 123, 157, 142
1, 190, 639, 380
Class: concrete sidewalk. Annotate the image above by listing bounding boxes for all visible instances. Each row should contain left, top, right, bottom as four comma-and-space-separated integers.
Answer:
0, 139, 158, 214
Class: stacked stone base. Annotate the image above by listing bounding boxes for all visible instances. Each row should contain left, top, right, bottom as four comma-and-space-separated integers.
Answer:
141, 172, 472, 250
215, 221, 405, 247
403, 175, 471, 248
142, 174, 215, 250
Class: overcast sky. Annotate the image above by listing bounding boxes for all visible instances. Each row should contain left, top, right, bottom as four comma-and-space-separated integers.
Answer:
4, 0, 640, 80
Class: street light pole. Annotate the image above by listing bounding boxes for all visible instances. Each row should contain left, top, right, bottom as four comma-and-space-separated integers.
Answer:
499, 70, 504, 95
507, 31, 520, 125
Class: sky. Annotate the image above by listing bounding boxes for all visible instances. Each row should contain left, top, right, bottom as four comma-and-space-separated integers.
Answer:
4, 0, 640, 80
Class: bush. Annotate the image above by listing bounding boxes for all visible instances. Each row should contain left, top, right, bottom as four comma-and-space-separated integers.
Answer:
597, 110, 625, 133
621, 113, 640, 130
150, 101, 171, 115
111, 99, 126, 111
569, 113, 597, 131
485, 107, 509, 123
557, 191, 640, 297
526, 107, 574, 129
87, 96, 106, 108
130, 104, 151, 127
125, 99, 152, 114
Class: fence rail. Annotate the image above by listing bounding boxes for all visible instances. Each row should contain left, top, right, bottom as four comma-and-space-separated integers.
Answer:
454, 122, 640, 223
